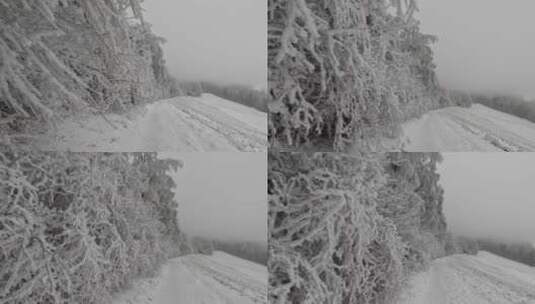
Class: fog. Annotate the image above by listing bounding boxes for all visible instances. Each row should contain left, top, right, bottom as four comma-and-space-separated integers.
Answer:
143, 0, 266, 88
417, 0, 535, 100
439, 153, 535, 244
160, 153, 267, 244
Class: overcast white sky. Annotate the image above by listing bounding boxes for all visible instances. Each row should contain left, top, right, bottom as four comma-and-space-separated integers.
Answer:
143, 0, 266, 89
439, 153, 535, 244
160, 153, 267, 244
417, 0, 535, 99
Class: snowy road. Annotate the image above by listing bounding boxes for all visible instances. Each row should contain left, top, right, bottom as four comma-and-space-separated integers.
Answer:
113, 252, 267, 304
39, 94, 266, 152
398, 252, 535, 304
402, 104, 535, 151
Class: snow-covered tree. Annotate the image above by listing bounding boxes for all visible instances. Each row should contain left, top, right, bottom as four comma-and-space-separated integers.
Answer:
268, 152, 405, 304
268, 0, 442, 151
379, 153, 446, 269
268, 152, 447, 303
0, 148, 184, 304
0, 0, 176, 138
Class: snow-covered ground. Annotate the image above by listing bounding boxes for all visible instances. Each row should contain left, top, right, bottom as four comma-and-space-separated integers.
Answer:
398, 252, 535, 304
38, 94, 266, 152
113, 251, 267, 304
402, 104, 535, 151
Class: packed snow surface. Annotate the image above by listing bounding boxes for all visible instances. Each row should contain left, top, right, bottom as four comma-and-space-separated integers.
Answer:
402, 104, 535, 151
113, 251, 267, 304
398, 252, 535, 304
39, 94, 267, 151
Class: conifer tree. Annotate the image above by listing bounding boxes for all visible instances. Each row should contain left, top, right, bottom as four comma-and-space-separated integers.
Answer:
0, 0, 175, 137
268, 0, 442, 151
0, 148, 184, 304
268, 152, 447, 303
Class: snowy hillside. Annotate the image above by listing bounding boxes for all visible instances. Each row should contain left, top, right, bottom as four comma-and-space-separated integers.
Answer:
112, 252, 267, 304
38, 94, 266, 152
398, 251, 535, 304
402, 104, 535, 151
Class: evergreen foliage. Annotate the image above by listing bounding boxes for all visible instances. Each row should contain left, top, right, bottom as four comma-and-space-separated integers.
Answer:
268, 152, 447, 303
472, 94, 535, 124
0, 148, 184, 304
268, 0, 443, 151
379, 153, 446, 270
0, 0, 178, 137
453, 236, 479, 255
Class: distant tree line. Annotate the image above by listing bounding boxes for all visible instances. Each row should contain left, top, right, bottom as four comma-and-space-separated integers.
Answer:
189, 237, 267, 265
211, 240, 267, 265
472, 94, 535, 124
475, 238, 535, 266
447, 91, 535, 124
178, 81, 268, 113
179, 82, 204, 98
199, 82, 268, 113
444, 234, 479, 255
444, 234, 535, 267
447, 90, 474, 108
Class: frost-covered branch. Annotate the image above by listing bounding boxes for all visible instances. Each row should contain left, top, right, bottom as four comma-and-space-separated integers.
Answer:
0, 0, 176, 138
268, 0, 442, 151
268, 152, 447, 303
0, 148, 185, 303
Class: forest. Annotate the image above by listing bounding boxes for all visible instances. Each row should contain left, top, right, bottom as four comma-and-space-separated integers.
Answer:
449, 91, 535, 125
268, 0, 446, 151
0, 148, 186, 304
268, 152, 448, 304
476, 239, 535, 266
0, 0, 179, 143
455, 237, 535, 267
181, 81, 268, 113
189, 237, 268, 266
443, 234, 535, 267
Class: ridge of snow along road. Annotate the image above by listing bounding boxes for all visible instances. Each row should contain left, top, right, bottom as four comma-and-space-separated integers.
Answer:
401, 104, 535, 152
398, 251, 535, 304
38, 94, 267, 152
112, 251, 268, 304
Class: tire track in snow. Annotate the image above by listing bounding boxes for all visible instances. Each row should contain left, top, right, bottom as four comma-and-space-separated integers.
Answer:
39, 94, 267, 152
175, 104, 266, 151
399, 253, 535, 304
185, 255, 266, 304
402, 104, 535, 151
112, 253, 267, 304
